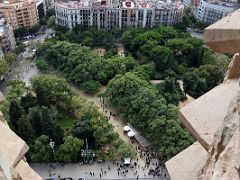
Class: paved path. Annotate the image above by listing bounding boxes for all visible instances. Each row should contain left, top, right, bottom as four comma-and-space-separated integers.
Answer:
31, 87, 169, 180
31, 160, 168, 180
150, 80, 195, 107
71, 87, 147, 166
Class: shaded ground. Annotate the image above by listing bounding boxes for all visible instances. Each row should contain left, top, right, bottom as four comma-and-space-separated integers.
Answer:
58, 108, 77, 133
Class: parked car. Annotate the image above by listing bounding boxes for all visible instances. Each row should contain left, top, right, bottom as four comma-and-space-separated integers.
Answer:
44, 178, 57, 180
59, 177, 73, 180
77, 178, 85, 180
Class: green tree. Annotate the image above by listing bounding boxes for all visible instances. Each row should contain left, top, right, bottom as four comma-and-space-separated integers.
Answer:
46, 8, 55, 17
31, 75, 73, 106
28, 106, 64, 145
0, 59, 9, 76
40, 17, 48, 26
102, 72, 194, 160
183, 71, 207, 98
151, 46, 173, 71
6, 80, 28, 100
36, 58, 48, 71
56, 136, 84, 163
17, 113, 35, 144
157, 76, 186, 105
82, 80, 101, 94
8, 99, 23, 132
4, 53, 16, 64
47, 16, 56, 28
14, 27, 28, 37
14, 41, 25, 55
30, 135, 53, 163
28, 106, 43, 136
72, 118, 94, 141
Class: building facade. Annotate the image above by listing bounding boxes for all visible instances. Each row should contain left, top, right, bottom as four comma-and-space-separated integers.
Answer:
197, 0, 236, 24
0, 18, 15, 59
0, 0, 39, 29
55, 0, 184, 29
35, 0, 47, 19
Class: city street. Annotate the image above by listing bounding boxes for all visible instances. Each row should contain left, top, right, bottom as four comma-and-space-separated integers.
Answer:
0, 27, 53, 94
0, 51, 38, 94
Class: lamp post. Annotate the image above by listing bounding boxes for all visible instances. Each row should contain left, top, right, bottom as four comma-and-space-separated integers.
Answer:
49, 138, 56, 161
81, 138, 95, 163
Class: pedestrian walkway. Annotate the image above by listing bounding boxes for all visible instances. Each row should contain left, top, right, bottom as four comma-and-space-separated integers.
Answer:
72, 87, 146, 166
31, 159, 168, 180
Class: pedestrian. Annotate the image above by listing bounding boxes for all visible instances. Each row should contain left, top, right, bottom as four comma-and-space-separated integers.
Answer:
108, 165, 110, 170
100, 173, 101, 178
93, 172, 95, 176
118, 171, 119, 176
136, 175, 139, 179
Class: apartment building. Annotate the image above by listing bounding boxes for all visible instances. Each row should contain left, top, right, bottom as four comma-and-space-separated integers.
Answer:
197, 0, 237, 24
183, 0, 200, 7
55, 0, 184, 29
35, 0, 46, 19
0, 0, 39, 29
0, 18, 15, 59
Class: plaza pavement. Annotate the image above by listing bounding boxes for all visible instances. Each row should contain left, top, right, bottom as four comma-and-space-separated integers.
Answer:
30, 160, 169, 180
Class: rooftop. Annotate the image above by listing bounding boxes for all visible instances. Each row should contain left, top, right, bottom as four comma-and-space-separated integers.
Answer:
202, 0, 238, 8
56, 0, 184, 10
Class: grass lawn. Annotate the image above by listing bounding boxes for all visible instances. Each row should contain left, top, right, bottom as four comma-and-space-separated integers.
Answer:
58, 108, 77, 133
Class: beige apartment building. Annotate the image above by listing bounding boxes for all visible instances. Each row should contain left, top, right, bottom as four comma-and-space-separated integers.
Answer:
0, 0, 39, 30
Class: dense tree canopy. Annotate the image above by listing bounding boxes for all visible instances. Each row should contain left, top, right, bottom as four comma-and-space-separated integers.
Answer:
101, 72, 194, 160
121, 26, 204, 77
57, 136, 84, 163
0, 59, 9, 76
2, 76, 134, 162
28, 24, 230, 162
30, 135, 53, 163
31, 75, 73, 106
36, 41, 136, 93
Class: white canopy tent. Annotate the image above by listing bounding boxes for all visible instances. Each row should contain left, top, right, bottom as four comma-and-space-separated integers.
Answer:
127, 131, 135, 137
123, 125, 131, 132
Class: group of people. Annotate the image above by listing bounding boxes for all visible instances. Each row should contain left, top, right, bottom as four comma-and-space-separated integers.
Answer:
46, 151, 168, 179
99, 97, 118, 121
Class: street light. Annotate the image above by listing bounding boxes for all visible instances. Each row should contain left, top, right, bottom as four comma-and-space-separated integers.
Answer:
49, 138, 56, 160
81, 138, 95, 163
